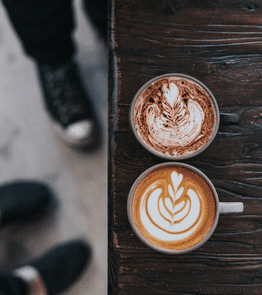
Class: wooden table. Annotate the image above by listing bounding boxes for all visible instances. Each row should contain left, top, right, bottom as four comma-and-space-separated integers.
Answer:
108, 1, 262, 294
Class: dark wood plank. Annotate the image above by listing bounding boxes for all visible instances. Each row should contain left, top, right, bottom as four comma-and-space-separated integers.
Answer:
109, 0, 262, 294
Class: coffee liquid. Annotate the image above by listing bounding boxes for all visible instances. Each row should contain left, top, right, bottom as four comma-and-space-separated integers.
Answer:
131, 165, 216, 251
134, 77, 216, 157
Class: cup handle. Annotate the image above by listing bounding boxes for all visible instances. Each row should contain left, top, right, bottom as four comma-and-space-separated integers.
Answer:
220, 113, 241, 125
219, 202, 244, 214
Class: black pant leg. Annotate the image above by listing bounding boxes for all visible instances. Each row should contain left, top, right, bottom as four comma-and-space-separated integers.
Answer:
0, 275, 28, 295
2, 0, 76, 65
84, 0, 108, 40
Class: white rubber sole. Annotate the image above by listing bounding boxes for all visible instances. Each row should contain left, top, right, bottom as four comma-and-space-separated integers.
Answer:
13, 265, 48, 295
50, 118, 98, 149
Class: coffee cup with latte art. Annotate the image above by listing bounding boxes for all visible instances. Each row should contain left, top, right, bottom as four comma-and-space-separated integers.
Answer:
127, 162, 243, 254
130, 74, 241, 160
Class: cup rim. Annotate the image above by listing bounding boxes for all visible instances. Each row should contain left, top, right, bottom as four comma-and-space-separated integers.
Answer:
127, 162, 220, 254
129, 73, 220, 160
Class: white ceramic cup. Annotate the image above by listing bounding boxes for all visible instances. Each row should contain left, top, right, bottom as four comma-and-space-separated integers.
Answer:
127, 162, 243, 254
130, 73, 241, 160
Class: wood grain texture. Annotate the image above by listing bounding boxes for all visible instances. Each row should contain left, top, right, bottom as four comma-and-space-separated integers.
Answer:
109, 0, 262, 294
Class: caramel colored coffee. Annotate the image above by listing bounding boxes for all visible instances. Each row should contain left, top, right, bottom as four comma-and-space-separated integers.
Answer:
131, 165, 216, 251
133, 77, 216, 157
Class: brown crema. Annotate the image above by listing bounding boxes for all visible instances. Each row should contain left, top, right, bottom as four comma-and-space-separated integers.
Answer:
131, 165, 216, 251
134, 77, 216, 157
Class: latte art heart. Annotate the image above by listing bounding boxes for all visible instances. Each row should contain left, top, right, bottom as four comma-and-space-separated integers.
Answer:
134, 77, 216, 157
141, 172, 203, 241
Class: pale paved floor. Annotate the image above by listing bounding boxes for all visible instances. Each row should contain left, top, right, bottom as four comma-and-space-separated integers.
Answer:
0, 0, 107, 294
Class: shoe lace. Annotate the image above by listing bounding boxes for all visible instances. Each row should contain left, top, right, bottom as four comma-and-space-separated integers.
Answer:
41, 62, 92, 127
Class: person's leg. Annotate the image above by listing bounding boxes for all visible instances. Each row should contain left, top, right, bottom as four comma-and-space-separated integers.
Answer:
2, 0, 75, 66
2, 0, 101, 148
84, 0, 108, 42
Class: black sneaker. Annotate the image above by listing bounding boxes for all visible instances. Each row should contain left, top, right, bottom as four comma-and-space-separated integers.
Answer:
12, 240, 91, 295
0, 180, 51, 228
37, 60, 100, 149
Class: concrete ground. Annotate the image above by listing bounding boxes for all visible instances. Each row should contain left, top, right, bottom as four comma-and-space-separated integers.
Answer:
0, 0, 107, 294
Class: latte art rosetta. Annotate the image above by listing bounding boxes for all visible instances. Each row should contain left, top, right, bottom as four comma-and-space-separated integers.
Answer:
134, 77, 216, 157
141, 171, 203, 241
147, 83, 205, 149
130, 165, 217, 251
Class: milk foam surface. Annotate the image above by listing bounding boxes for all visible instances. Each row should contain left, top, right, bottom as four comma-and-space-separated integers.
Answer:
131, 165, 216, 251
134, 77, 216, 157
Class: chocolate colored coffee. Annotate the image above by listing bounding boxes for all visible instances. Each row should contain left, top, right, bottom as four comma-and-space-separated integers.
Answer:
134, 77, 216, 157
131, 165, 216, 251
